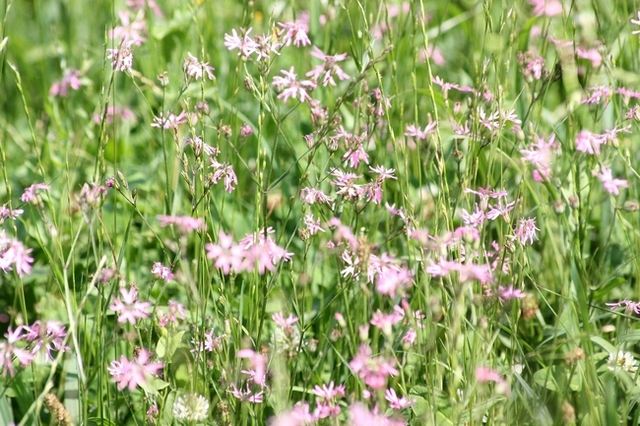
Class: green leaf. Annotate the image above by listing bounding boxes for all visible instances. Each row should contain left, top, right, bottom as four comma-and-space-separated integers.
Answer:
0, 393, 14, 426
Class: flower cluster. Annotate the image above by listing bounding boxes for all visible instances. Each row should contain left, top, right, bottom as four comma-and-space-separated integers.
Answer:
206, 228, 293, 275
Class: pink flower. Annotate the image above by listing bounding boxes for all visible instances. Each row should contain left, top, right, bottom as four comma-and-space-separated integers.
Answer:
126, 0, 163, 17
0, 204, 23, 223
151, 111, 189, 129
529, 0, 562, 17
50, 69, 83, 97
349, 345, 398, 390
520, 133, 557, 181
592, 166, 628, 195
22, 320, 69, 361
107, 42, 134, 72
606, 299, 640, 315
498, 285, 526, 301
21, 183, 51, 203
224, 28, 258, 58
278, 17, 311, 47
370, 309, 403, 335
575, 130, 604, 155
159, 300, 186, 327
385, 388, 415, 409
306, 47, 350, 86
404, 123, 437, 140
228, 383, 264, 403
156, 215, 205, 233
0, 231, 34, 277
272, 312, 299, 328
476, 366, 504, 383
109, 10, 146, 46
511, 217, 539, 245
206, 232, 245, 274
209, 158, 238, 192
151, 262, 174, 282
269, 403, 315, 425
0, 327, 35, 377
348, 403, 406, 426
304, 214, 325, 236
237, 348, 267, 386
273, 67, 316, 103
109, 287, 152, 325
183, 52, 215, 80
108, 349, 163, 391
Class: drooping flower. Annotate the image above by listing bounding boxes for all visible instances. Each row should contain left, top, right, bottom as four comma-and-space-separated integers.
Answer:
21, 183, 51, 204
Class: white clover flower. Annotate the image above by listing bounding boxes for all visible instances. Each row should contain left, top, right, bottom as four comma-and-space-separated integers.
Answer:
607, 351, 638, 373
173, 393, 209, 422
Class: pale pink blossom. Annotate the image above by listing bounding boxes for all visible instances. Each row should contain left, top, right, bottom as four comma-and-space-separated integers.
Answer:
529, 0, 562, 17
108, 349, 163, 391
109, 10, 146, 46
224, 28, 258, 58
273, 67, 316, 103
151, 262, 173, 282
49, 69, 83, 97
21, 183, 50, 203
156, 215, 206, 233
306, 47, 350, 86
278, 17, 311, 47
183, 52, 215, 80
385, 388, 415, 409
592, 167, 628, 195
109, 287, 152, 325
0, 327, 35, 377
349, 345, 398, 390
107, 42, 134, 72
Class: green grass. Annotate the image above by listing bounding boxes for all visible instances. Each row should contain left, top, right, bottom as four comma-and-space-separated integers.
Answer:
1, 0, 640, 424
